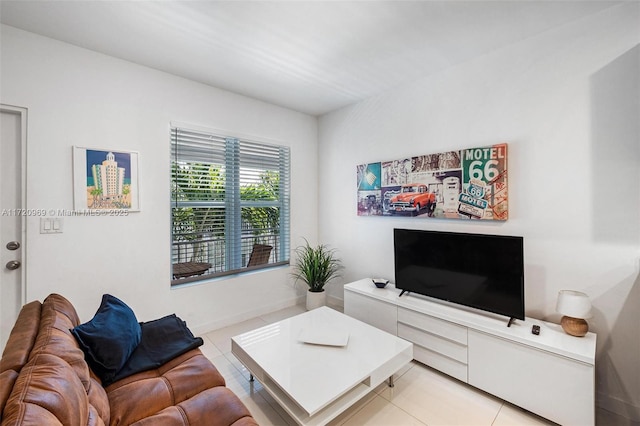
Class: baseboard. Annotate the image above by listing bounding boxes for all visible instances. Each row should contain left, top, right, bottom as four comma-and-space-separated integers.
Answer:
598, 392, 640, 422
191, 295, 305, 335
192, 294, 343, 336
327, 294, 344, 311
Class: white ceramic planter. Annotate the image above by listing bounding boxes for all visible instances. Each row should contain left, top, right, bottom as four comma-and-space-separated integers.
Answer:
306, 290, 326, 310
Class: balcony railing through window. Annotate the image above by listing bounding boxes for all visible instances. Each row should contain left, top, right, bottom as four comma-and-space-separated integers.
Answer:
171, 228, 284, 284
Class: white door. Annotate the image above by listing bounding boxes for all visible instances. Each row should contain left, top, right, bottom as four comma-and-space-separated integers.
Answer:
0, 105, 27, 352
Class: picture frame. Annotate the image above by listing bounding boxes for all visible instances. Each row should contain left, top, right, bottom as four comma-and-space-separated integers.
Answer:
73, 146, 140, 212
356, 143, 508, 221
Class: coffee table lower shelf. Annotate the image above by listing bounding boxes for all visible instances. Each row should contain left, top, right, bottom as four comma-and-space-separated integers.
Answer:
260, 373, 374, 426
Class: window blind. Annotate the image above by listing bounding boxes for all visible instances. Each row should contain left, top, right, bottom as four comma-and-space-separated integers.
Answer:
171, 126, 290, 284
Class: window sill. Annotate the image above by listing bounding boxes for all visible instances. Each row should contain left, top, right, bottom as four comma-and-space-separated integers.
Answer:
170, 261, 290, 288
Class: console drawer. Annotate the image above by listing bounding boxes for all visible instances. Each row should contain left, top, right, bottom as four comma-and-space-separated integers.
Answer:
414, 344, 468, 383
398, 323, 467, 364
345, 290, 397, 335
398, 307, 467, 345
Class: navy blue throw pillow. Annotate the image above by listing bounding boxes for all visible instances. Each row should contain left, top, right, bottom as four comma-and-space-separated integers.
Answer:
71, 294, 141, 384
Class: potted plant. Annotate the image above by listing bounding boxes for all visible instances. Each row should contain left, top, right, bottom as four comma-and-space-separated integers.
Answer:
292, 240, 343, 310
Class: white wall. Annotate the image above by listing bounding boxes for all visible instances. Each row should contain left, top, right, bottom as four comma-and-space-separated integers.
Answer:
0, 25, 317, 333
318, 3, 640, 421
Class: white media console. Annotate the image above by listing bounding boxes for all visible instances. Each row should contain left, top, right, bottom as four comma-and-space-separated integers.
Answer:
344, 279, 596, 426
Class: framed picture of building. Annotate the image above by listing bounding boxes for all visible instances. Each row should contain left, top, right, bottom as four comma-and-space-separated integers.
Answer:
73, 146, 140, 212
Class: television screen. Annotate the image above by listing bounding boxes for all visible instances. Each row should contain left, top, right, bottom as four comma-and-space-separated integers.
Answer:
394, 228, 524, 321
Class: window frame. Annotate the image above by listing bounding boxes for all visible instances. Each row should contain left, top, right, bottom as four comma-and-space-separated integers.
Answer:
170, 123, 290, 285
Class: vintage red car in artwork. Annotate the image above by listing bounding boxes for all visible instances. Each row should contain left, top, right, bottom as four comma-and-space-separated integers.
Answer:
389, 183, 436, 216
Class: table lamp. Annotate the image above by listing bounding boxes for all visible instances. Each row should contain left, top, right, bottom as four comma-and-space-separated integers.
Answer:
556, 290, 592, 337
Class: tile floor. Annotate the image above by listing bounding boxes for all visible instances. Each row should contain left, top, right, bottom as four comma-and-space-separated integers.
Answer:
201, 304, 628, 426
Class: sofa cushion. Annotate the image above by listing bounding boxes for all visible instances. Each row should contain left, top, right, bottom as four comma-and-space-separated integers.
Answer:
128, 387, 258, 426
31, 294, 93, 392
87, 376, 111, 424
106, 349, 227, 425
71, 294, 141, 384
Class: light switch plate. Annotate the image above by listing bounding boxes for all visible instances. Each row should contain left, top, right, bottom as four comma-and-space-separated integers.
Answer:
40, 217, 63, 234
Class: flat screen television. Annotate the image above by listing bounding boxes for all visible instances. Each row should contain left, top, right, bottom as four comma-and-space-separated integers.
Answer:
394, 228, 524, 323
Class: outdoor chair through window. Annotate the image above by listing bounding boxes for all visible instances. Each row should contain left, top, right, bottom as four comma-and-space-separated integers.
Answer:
247, 244, 273, 267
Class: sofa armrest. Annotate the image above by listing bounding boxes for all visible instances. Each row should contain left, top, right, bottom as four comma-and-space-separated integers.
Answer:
2, 353, 90, 425
0, 300, 41, 374
0, 369, 19, 415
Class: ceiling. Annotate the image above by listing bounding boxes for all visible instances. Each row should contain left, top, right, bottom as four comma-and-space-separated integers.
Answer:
0, 1, 620, 116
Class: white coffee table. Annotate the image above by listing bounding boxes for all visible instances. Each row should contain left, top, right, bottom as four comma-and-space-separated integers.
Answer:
231, 306, 413, 426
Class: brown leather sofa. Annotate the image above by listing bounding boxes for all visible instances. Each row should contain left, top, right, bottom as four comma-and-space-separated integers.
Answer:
0, 294, 258, 426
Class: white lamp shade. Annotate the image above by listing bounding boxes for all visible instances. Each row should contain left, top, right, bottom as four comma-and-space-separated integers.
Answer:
556, 290, 592, 319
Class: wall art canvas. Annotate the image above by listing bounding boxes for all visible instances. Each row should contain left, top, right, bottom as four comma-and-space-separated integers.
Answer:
357, 143, 508, 221
73, 146, 140, 211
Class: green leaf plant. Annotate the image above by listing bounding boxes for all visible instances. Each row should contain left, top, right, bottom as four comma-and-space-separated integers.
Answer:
291, 240, 343, 293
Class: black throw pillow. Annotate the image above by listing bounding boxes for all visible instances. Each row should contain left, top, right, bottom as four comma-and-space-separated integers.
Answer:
71, 294, 141, 384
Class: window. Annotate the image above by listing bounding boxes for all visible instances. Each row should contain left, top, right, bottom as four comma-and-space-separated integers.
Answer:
171, 125, 290, 284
